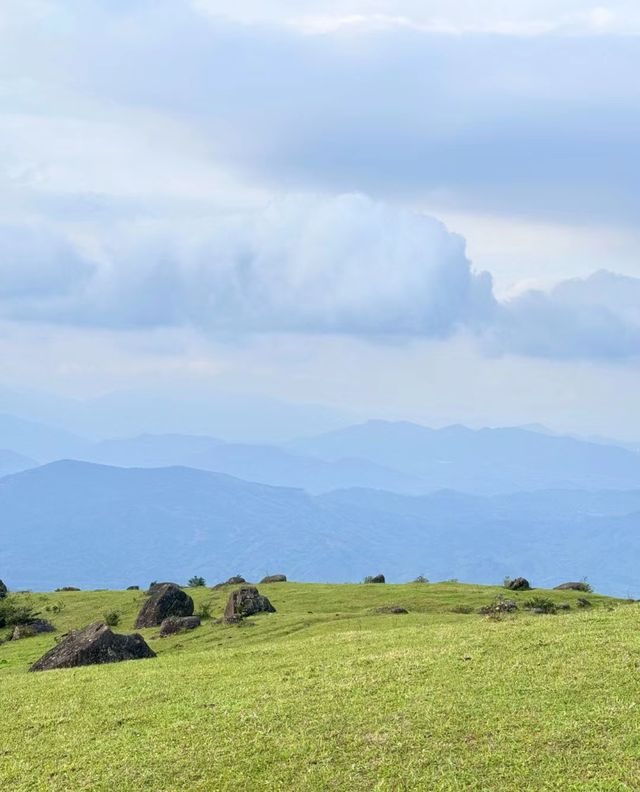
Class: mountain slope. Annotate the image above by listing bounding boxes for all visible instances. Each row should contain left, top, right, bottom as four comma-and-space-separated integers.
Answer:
289, 420, 640, 493
0, 449, 37, 477
83, 434, 424, 494
2, 461, 640, 595
0, 413, 89, 461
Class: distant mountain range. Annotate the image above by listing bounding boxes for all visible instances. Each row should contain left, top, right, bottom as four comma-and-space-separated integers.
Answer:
1, 460, 640, 597
0, 449, 37, 478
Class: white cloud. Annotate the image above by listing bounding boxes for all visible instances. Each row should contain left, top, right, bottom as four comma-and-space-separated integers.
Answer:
0, 195, 639, 361
492, 271, 640, 360
0, 194, 495, 336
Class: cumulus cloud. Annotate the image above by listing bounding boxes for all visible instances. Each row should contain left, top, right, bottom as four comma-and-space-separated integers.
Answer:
0, 195, 495, 337
0, 224, 94, 309
492, 271, 640, 360
0, 196, 638, 361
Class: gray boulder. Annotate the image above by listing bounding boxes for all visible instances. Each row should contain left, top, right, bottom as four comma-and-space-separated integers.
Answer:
370, 574, 385, 584
159, 616, 201, 637
224, 586, 276, 622
554, 582, 590, 592
0, 579, 7, 599
11, 619, 55, 640
506, 577, 531, 591
135, 583, 194, 628
375, 606, 408, 614
259, 574, 287, 584
213, 575, 247, 589
30, 622, 156, 672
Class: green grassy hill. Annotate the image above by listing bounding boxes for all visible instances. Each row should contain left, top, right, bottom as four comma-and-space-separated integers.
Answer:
1, 582, 638, 791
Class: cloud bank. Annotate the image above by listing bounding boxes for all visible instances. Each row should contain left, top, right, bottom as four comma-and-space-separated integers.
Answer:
0, 194, 638, 360
2, 1, 640, 226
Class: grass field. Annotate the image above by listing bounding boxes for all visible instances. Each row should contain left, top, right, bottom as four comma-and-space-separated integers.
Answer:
1, 581, 639, 791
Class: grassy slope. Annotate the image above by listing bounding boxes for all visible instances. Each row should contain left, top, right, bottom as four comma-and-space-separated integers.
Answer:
1, 582, 639, 791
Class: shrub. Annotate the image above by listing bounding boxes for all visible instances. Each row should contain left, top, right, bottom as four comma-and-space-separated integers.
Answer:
478, 596, 518, 616
413, 575, 429, 584
577, 597, 592, 608
523, 597, 557, 614
197, 602, 213, 619
103, 610, 121, 627
362, 576, 374, 584
44, 601, 65, 615
188, 576, 206, 588
576, 580, 592, 593
0, 595, 40, 628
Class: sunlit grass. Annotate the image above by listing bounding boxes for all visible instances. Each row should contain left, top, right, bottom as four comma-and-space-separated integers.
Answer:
1, 582, 637, 790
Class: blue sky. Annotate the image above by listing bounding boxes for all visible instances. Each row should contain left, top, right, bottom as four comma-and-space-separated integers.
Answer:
1, 0, 639, 437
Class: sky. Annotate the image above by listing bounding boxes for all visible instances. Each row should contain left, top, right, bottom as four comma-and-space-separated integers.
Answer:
1, 0, 639, 439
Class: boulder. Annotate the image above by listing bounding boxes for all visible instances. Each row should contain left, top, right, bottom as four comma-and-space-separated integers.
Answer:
213, 575, 247, 589
11, 619, 55, 640
553, 582, 589, 592
30, 622, 156, 672
159, 615, 201, 637
506, 577, 530, 591
0, 579, 7, 599
126, 585, 140, 591
577, 598, 592, 608
146, 581, 177, 595
135, 583, 194, 628
260, 574, 287, 584
370, 574, 385, 584
375, 606, 408, 614
224, 587, 276, 622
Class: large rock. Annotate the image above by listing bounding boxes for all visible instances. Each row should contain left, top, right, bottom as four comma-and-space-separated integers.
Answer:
213, 575, 247, 589
554, 581, 589, 592
135, 583, 194, 628
159, 616, 201, 637
30, 622, 156, 672
375, 606, 408, 614
0, 579, 7, 599
146, 581, 178, 595
11, 619, 55, 640
506, 577, 531, 591
260, 574, 286, 584
224, 587, 276, 621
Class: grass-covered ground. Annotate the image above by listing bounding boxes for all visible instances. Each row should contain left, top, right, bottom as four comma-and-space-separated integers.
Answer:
1, 581, 638, 791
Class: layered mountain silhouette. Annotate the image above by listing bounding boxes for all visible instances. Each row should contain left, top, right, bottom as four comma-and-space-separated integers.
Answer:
1, 460, 640, 597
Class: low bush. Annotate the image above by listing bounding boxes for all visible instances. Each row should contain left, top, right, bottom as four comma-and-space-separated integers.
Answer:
478, 596, 518, 616
523, 597, 557, 614
103, 610, 121, 627
0, 595, 40, 628
188, 576, 206, 588
413, 575, 429, 584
